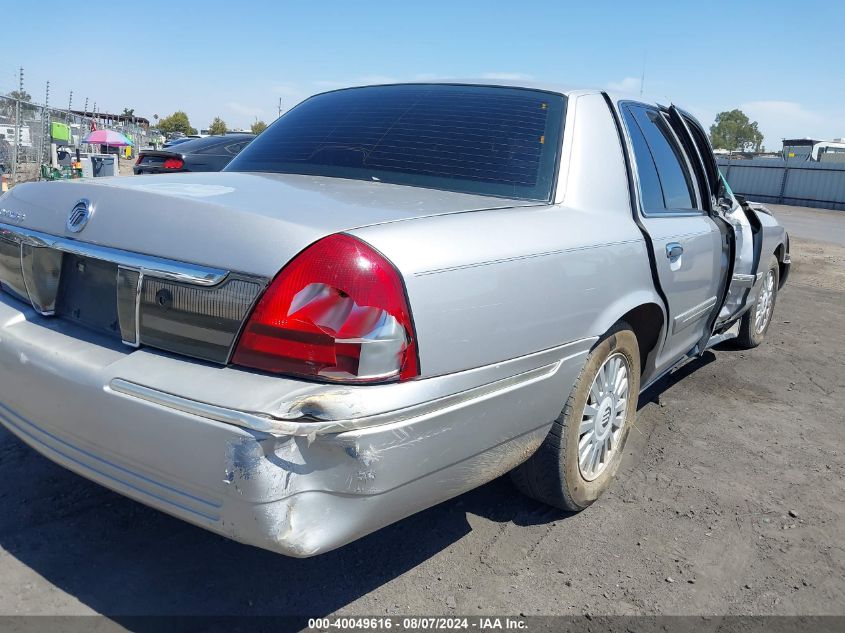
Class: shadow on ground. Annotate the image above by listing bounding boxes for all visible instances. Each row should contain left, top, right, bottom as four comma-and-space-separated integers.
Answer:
638, 351, 717, 409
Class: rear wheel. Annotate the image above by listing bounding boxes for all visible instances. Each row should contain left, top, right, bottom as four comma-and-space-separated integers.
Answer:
736, 255, 779, 349
511, 323, 640, 511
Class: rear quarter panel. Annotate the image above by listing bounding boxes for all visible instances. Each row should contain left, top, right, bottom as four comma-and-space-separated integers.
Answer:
756, 209, 788, 261
354, 206, 656, 377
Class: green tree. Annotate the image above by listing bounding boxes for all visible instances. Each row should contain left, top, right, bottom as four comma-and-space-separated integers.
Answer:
122, 107, 135, 117
251, 120, 268, 134
157, 111, 196, 136
710, 109, 764, 152
209, 117, 228, 135
8, 90, 31, 102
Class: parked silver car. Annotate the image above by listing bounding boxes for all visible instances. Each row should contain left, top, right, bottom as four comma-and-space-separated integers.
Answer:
0, 83, 789, 557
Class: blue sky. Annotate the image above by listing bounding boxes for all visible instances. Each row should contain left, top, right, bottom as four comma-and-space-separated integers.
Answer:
3, 0, 843, 147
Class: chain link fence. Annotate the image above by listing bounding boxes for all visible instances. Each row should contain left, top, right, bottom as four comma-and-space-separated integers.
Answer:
0, 95, 152, 186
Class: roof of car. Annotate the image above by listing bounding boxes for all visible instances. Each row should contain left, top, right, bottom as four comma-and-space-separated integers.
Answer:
312, 79, 588, 96
307, 80, 662, 109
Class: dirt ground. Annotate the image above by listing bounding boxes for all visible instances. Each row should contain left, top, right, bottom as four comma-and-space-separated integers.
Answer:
0, 209, 843, 621
118, 157, 134, 176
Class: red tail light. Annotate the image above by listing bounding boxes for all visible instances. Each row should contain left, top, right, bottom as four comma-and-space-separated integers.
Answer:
135, 154, 143, 166
232, 234, 419, 383
163, 157, 184, 170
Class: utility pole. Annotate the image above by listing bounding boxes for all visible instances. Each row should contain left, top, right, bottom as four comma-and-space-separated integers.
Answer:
40, 81, 50, 167
82, 98, 89, 150
278, 97, 282, 119
12, 67, 23, 184
67, 90, 73, 122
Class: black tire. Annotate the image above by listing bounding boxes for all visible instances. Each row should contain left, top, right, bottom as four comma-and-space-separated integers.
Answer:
736, 255, 779, 349
510, 322, 640, 511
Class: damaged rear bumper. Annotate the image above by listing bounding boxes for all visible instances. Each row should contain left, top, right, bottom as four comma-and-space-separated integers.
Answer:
0, 293, 592, 557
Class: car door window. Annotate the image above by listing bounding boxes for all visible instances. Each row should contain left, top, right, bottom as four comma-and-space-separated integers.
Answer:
682, 114, 724, 201
664, 111, 711, 205
622, 109, 665, 212
623, 104, 698, 213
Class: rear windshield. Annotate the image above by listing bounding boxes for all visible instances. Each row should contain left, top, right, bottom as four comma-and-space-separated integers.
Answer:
226, 84, 565, 201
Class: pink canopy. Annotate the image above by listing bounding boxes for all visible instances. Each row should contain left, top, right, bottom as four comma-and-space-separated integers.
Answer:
82, 129, 133, 147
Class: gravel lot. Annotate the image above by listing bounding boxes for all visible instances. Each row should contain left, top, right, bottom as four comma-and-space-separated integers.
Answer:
0, 204, 843, 621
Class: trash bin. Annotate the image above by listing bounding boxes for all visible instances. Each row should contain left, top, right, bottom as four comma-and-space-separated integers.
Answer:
89, 154, 118, 177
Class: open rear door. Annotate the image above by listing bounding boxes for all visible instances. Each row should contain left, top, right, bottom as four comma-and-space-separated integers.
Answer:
667, 106, 762, 344
714, 176, 763, 326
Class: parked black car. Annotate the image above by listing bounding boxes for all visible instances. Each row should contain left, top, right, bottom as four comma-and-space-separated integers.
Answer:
134, 134, 255, 174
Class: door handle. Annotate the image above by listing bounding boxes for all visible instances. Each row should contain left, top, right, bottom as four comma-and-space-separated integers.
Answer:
666, 242, 684, 261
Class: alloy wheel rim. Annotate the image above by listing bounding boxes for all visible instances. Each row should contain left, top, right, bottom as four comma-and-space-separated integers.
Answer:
754, 270, 775, 334
578, 352, 630, 481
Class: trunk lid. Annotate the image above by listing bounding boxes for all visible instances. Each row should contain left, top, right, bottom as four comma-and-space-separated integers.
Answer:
2, 172, 538, 277
136, 151, 181, 168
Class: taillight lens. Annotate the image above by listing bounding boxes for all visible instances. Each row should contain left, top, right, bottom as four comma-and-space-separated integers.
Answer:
163, 157, 184, 169
232, 234, 419, 383
135, 154, 143, 166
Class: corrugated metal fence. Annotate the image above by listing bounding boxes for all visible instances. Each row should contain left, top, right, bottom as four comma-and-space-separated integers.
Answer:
718, 158, 845, 211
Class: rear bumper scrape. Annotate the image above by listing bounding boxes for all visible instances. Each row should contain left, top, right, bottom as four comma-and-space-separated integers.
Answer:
108, 361, 561, 439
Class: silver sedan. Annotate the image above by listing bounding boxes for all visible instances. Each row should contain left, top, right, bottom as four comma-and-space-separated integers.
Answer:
0, 82, 789, 556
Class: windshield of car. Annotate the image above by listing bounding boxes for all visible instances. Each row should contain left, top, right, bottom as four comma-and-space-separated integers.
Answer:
226, 84, 565, 201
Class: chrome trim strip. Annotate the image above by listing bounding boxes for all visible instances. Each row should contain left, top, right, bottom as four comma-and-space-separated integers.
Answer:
672, 295, 718, 334
108, 358, 570, 438
0, 222, 228, 286
134, 269, 144, 348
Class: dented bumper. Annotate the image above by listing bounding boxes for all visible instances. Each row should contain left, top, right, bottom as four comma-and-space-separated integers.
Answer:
0, 294, 592, 556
